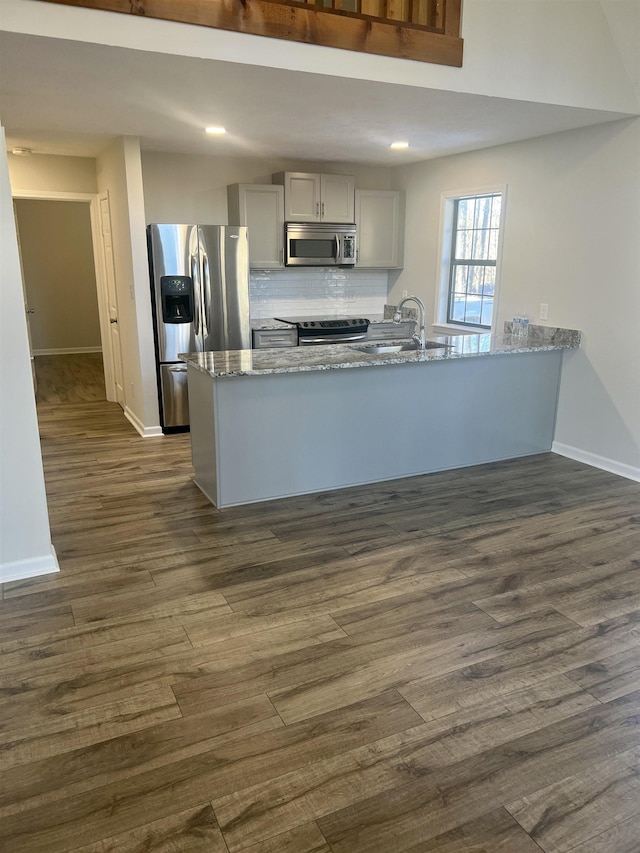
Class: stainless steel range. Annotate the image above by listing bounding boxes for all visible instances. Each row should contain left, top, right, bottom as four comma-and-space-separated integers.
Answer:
274, 317, 369, 345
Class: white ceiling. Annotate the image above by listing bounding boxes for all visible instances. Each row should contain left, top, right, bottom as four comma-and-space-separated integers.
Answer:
0, 30, 634, 165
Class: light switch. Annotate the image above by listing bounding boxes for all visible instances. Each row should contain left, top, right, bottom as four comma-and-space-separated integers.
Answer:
539, 303, 549, 320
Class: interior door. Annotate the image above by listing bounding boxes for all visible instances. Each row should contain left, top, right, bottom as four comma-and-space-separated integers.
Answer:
98, 192, 125, 408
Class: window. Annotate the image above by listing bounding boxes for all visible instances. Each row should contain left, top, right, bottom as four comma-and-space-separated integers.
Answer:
441, 192, 503, 330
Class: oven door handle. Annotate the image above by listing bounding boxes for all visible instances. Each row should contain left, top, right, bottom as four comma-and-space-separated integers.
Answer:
300, 333, 367, 345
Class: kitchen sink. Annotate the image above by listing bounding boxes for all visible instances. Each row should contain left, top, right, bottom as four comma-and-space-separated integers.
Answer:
354, 342, 448, 355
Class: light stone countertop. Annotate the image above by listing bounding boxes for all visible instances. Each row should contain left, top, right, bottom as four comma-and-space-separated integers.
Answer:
181, 325, 581, 379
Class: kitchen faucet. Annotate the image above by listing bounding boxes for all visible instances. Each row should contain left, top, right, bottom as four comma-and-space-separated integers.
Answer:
394, 295, 426, 350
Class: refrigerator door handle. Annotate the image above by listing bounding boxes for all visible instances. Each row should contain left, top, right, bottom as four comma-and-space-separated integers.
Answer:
202, 251, 211, 340
191, 253, 201, 337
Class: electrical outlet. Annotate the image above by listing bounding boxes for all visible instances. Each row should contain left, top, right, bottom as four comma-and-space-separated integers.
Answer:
539, 303, 549, 321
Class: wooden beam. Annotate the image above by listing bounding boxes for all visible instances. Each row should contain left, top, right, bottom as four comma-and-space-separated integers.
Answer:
38, 0, 464, 67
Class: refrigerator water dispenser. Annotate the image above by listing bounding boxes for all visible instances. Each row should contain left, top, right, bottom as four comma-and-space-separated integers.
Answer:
160, 275, 194, 324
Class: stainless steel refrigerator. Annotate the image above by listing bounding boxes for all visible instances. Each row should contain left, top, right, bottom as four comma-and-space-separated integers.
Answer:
147, 224, 250, 432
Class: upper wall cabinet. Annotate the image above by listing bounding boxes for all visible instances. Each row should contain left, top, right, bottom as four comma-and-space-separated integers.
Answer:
272, 172, 355, 223
228, 183, 284, 269
355, 189, 404, 269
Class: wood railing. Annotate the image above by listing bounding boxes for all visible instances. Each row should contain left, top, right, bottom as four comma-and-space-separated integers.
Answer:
298, 0, 444, 30
39, 0, 463, 65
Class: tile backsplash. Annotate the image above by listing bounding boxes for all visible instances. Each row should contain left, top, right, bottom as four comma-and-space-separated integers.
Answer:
249, 268, 388, 319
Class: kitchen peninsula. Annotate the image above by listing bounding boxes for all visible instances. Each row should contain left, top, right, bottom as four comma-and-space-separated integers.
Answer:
182, 326, 580, 508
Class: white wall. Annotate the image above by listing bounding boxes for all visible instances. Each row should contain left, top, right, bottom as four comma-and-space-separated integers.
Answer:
391, 118, 640, 477
3, 0, 638, 114
141, 152, 391, 224
0, 127, 58, 582
7, 152, 97, 194
14, 199, 101, 353
97, 138, 161, 435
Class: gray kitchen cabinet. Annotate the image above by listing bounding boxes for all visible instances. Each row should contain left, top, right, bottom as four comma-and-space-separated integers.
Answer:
355, 189, 404, 268
252, 328, 298, 348
227, 183, 284, 268
272, 171, 355, 223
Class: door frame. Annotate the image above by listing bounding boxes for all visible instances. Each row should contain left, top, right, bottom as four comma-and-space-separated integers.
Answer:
11, 189, 118, 402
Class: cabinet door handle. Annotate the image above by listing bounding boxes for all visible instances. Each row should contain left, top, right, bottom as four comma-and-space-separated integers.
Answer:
316, 202, 319, 217
321, 202, 325, 217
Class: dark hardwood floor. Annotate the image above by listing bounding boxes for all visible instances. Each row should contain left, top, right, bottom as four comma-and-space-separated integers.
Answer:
1, 389, 640, 852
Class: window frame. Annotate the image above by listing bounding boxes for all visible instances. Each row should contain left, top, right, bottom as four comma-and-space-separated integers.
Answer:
434, 185, 507, 334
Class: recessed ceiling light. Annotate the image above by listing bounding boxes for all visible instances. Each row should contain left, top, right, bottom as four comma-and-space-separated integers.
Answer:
390, 141, 409, 150
205, 126, 226, 135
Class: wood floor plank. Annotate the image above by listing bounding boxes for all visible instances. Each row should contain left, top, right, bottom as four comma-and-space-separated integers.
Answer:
226, 562, 468, 619
0, 684, 182, 769
34, 354, 107, 404
505, 747, 640, 853
329, 556, 579, 634
70, 586, 232, 626
0, 602, 74, 643
0, 695, 282, 820
0, 565, 156, 610
212, 676, 597, 850
473, 557, 640, 625
269, 610, 574, 724
565, 646, 640, 703
564, 810, 640, 853
317, 690, 640, 853
174, 609, 569, 721
401, 807, 543, 852
235, 822, 331, 853
399, 611, 640, 721
0, 692, 421, 852
182, 609, 347, 649
0, 624, 193, 694
69, 805, 229, 853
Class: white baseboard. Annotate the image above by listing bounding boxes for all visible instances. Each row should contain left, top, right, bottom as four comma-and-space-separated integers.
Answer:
552, 442, 640, 483
124, 406, 163, 438
33, 347, 103, 355
0, 545, 59, 584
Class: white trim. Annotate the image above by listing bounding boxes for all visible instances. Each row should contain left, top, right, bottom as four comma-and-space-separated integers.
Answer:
33, 347, 102, 355
11, 190, 96, 202
93, 191, 117, 403
552, 442, 640, 483
124, 406, 163, 438
0, 546, 59, 583
434, 184, 507, 334
431, 324, 482, 336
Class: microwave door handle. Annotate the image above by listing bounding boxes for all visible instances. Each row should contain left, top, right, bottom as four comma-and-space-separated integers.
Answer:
335, 235, 340, 263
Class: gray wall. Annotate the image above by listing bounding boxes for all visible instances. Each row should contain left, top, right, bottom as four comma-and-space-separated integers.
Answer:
14, 199, 101, 353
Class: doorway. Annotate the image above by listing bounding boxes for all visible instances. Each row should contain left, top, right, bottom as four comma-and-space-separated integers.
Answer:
12, 190, 124, 409
14, 198, 105, 403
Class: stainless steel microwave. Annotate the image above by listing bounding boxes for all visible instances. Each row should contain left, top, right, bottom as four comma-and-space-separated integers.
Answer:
284, 222, 357, 267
